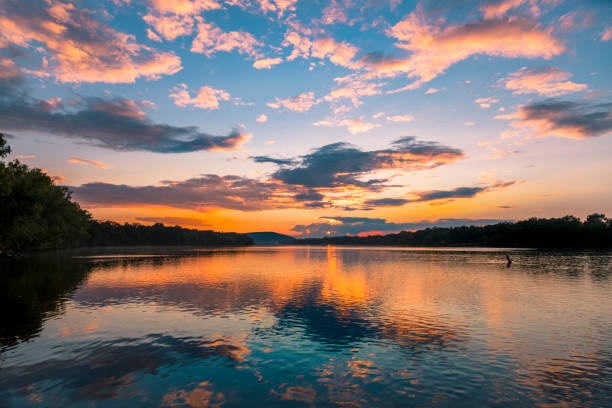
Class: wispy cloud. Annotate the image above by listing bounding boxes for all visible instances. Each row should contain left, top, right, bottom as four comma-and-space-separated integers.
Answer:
501, 66, 587, 96
68, 157, 110, 169
497, 100, 612, 139
268, 92, 317, 112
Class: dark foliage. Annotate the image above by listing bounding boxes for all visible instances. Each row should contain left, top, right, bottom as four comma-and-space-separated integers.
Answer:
296, 215, 612, 249
0, 135, 91, 252
84, 220, 252, 247
0, 134, 252, 252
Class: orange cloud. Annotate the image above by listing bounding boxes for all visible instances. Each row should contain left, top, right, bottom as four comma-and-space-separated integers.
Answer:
68, 157, 110, 169
386, 114, 414, 122
501, 66, 587, 96
373, 9, 564, 88
601, 26, 612, 42
475, 97, 500, 108
323, 74, 383, 107
0, 0, 182, 83
169, 83, 230, 110
480, 0, 539, 20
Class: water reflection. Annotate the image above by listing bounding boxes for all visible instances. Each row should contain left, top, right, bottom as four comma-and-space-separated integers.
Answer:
1, 247, 611, 407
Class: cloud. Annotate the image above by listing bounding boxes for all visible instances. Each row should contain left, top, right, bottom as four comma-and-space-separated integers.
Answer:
602, 26, 612, 42
464, 121, 476, 126
256, 114, 268, 122
501, 66, 587, 96
143, 13, 196, 41
0, 78, 250, 153
496, 100, 612, 139
251, 155, 297, 165
313, 117, 380, 135
322, 74, 383, 107
266, 136, 464, 189
319, 1, 348, 25
425, 88, 441, 94
253, 57, 283, 69
0, 0, 182, 83
291, 216, 510, 238
71, 174, 317, 212
255, 0, 298, 18
191, 20, 262, 58
146, 0, 222, 16
475, 97, 500, 108
282, 31, 312, 61
362, 181, 517, 207
267, 92, 317, 112
68, 157, 109, 169
371, 9, 564, 88
387, 114, 414, 122
169, 83, 230, 110
311, 36, 361, 69
480, 0, 538, 20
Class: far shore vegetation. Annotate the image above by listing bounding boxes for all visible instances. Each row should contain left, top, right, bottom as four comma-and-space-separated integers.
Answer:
0, 134, 252, 254
1, 133, 611, 254
295, 214, 612, 249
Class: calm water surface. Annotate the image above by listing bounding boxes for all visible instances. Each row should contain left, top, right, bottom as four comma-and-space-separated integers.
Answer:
1, 246, 611, 407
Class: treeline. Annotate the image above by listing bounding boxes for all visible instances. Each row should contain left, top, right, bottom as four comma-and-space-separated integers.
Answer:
296, 215, 612, 249
85, 221, 252, 247
0, 134, 252, 253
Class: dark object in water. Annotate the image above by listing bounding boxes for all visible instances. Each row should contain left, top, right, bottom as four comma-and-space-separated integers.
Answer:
506, 254, 512, 267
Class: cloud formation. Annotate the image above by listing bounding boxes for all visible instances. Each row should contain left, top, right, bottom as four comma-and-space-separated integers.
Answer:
71, 174, 317, 212
267, 92, 317, 112
373, 9, 564, 88
0, 0, 182, 83
497, 100, 612, 139
0, 76, 250, 153
292, 216, 510, 238
191, 20, 262, 58
266, 136, 464, 189
363, 181, 517, 207
169, 83, 231, 110
501, 66, 587, 96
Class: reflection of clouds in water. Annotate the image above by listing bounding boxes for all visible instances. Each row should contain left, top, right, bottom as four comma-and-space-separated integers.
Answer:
0, 334, 249, 405
162, 381, 225, 408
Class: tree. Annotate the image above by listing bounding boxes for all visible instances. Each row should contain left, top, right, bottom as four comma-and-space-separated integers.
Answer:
0, 134, 91, 252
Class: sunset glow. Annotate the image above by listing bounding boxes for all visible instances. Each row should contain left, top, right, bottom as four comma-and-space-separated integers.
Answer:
2, 0, 611, 237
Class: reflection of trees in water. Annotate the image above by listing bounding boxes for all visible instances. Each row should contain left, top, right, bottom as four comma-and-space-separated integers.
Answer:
0, 256, 92, 351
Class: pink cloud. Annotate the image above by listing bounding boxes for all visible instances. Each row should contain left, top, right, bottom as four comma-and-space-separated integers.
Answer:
0, 1, 182, 83
169, 83, 231, 110
311, 36, 361, 69
282, 31, 312, 61
323, 74, 383, 107
253, 57, 283, 69
475, 97, 500, 108
501, 66, 587, 96
480, 0, 539, 20
143, 13, 195, 41
387, 114, 414, 122
267, 92, 317, 112
313, 117, 380, 134
602, 26, 612, 42
191, 20, 262, 58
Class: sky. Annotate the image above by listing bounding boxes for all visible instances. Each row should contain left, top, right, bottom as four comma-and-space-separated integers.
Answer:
1, 0, 611, 237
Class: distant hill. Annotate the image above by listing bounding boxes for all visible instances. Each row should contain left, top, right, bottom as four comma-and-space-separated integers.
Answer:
246, 232, 296, 245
